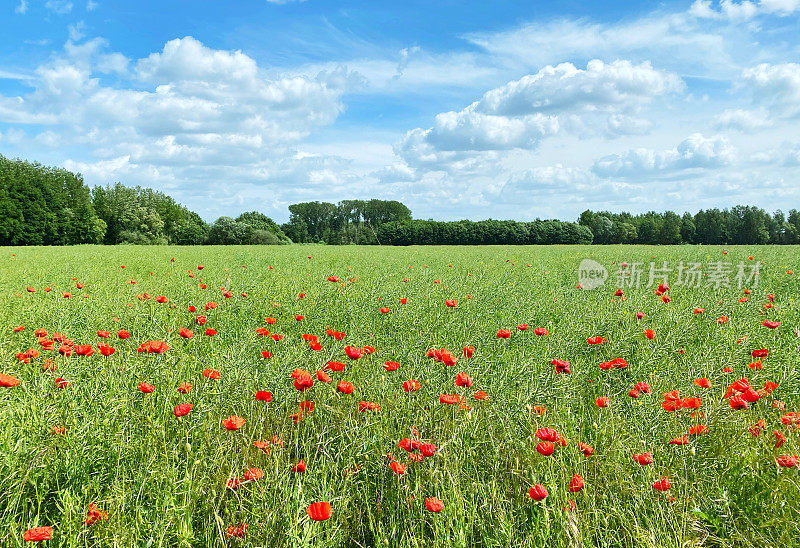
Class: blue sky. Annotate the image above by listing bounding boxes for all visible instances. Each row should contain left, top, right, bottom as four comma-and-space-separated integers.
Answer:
1, 0, 799, 223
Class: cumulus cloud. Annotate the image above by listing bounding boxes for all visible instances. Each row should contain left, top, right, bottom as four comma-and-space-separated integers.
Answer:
15, 0, 27, 14
741, 63, 800, 117
591, 133, 736, 178
45, 0, 73, 14
713, 108, 773, 130
690, 0, 799, 19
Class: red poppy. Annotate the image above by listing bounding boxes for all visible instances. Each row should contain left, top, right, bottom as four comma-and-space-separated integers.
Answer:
118, 329, 130, 339
54, 378, 70, 388
138, 382, 154, 393
552, 358, 571, 374
587, 336, 604, 345
633, 452, 653, 465
379, 307, 390, 314
463, 346, 474, 358
205, 328, 217, 337
85, 502, 107, 526
344, 346, 363, 360
670, 435, 688, 445
226, 524, 248, 538
402, 380, 420, 392
634, 311, 645, 319
729, 395, 748, 410
173, 403, 192, 417
763, 320, 781, 329
265, 317, 276, 324
579, 442, 593, 456
390, 461, 406, 475
261, 351, 272, 359
614, 289, 624, 297
179, 327, 194, 338
203, 368, 220, 379
0, 374, 20, 388
399, 298, 407, 304
383, 361, 400, 371
455, 372, 473, 387
439, 394, 460, 405
315, 370, 331, 383
336, 381, 354, 394
362, 345, 376, 354
420, 443, 436, 457
536, 441, 555, 456
595, 396, 609, 408
569, 474, 584, 492
137, 340, 170, 354
293, 371, 314, 392
775, 431, 786, 448
752, 348, 769, 358
307, 501, 332, 521
222, 416, 245, 430
270, 334, 283, 341
652, 477, 671, 491
529, 484, 548, 501
644, 329, 655, 340
473, 390, 488, 400
496, 329, 511, 339
425, 497, 444, 512
177, 382, 192, 394
359, 401, 380, 412
517, 324, 528, 331
255, 390, 272, 401
534, 327, 548, 336
23, 526, 52, 541
695, 378, 711, 388
693, 307, 705, 314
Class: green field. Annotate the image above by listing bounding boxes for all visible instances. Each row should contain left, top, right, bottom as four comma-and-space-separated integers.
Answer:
1, 245, 799, 547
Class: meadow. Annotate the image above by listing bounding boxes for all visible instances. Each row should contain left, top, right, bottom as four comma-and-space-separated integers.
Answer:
1, 244, 799, 548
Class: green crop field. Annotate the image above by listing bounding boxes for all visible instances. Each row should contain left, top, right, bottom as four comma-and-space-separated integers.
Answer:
1, 245, 799, 547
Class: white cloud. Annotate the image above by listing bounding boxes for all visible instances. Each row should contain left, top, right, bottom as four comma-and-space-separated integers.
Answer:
15, 0, 27, 14
690, 0, 799, 19
45, 0, 73, 14
86, 0, 98, 11
68, 21, 86, 42
713, 108, 773, 130
741, 62, 800, 117
591, 133, 736, 178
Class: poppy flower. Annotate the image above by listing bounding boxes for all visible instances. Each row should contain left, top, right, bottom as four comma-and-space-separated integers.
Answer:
399, 298, 407, 304
752, 348, 769, 358
614, 289, 624, 297
255, 390, 272, 401
420, 443, 436, 457
336, 381, 354, 394
402, 380, 420, 392
425, 497, 444, 513
173, 403, 192, 417
260, 351, 272, 359
644, 329, 655, 340
634, 382, 650, 394
97, 330, 110, 338
379, 307, 390, 314
587, 336, 604, 345
0, 374, 20, 388
652, 477, 671, 491
177, 382, 192, 394
85, 502, 107, 526
293, 371, 314, 392
23, 526, 52, 542
729, 395, 748, 410
309, 341, 322, 351
118, 330, 130, 339
763, 320, 781, 329
473, 390, 488, 400
595, 396, 609, 408
344, 346, 363, 360
569, 474, 584, 492
265, 317, 276, 324
156, 296, 168, 304
307, 501, 332, 521
390, 461, 406, 475
179, 328, 194, 339
203, 368, 220, 380
781, 413, 800, 425
138, 382, 154, 393
634, 311, 645, 320
496, 329, 511, 339
205, 328, 217, 337
195, 315, 207, 326
226, 524, 248, 538
363, 345, 376, 354
455, 372, 473, 387
681, 397, 702, 409
270, 334, 283, 341
517, 324, 528, 331
137, 340, 170, 354
670, 435, 688, 445
548, 361, 571, 379
359, 401, 380, 412
536, 441, 555, 456
534, 327, 548, 336
54, 378, 70, 388
695, 378, 711, 388
384, 361, 400, 371
775, 431, 786, 448
463, 346, 474, 358
291, 460, 306, 473
294, 315, 304, 321
222, 416, 245, 430
316, 370, 332, 383
579, 442, 594, 456
439, 394, 460, 405
633, 452, 653, 465
764, 381, 778, 393
529, 484, 548, 501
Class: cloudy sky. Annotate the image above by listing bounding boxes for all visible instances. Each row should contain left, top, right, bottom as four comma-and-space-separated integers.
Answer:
1, 0, 799, 222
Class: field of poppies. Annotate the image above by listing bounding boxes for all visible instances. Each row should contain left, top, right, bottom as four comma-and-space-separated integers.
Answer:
1, 244, 799, 547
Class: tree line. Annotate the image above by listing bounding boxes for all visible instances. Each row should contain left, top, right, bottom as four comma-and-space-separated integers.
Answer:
2, 155, 799, 246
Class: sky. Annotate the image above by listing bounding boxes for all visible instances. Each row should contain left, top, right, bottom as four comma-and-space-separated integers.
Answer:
1, 0, 799, 223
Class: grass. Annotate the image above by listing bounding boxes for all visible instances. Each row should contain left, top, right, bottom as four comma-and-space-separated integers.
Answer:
1, 244, 799, 547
